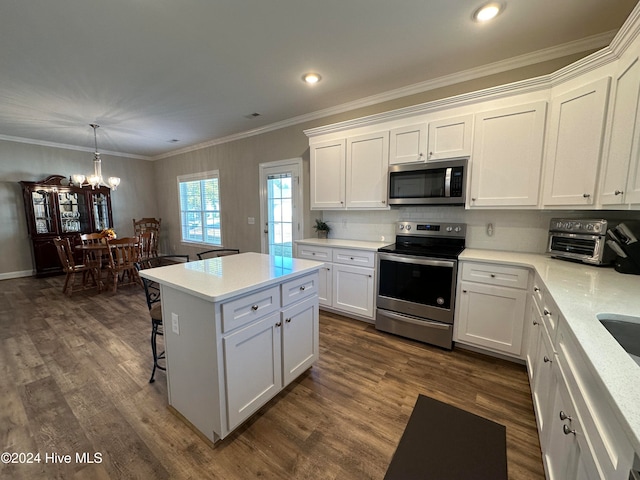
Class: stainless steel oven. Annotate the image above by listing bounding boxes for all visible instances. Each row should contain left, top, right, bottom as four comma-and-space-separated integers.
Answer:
376, 221, 466, 349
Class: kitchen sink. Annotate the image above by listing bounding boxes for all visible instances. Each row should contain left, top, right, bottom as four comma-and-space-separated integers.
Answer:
598, 314, 640, 366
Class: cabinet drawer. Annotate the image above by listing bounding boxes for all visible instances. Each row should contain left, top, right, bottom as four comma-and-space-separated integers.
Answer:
531, 274, 545, 306
297, 244, 332, 262
541, 292, 561, 341
222, 285, 281, 333
281, 272, 319, 307
332, 248, 375, 268
461, 262, 529, 289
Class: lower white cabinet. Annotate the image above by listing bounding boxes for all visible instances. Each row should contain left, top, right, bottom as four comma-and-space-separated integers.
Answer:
282, 296, 320, 385
455, 261, 528, 357
297, 243, 376, 321
332, 263, 375, 318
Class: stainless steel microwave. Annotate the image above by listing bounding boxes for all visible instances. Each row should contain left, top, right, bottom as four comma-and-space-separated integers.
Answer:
387, 158, 468, 205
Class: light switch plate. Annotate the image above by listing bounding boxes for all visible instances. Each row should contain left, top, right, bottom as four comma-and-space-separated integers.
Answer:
248, 217, 255, 224
171, 312, 179, 335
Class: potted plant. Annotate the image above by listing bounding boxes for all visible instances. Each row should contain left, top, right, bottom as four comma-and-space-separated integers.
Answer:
313, 219, 331, 239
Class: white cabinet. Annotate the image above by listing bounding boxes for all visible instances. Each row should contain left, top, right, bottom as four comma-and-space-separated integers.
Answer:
346, 131, 389, 209
310, 132, 389, 210
427, 114, 473, 161
224, 311, 282, 430
542, 77, 611, 206
310, 139, 346, 209
390, 124, 427, 164
469, 102, 547, 207
599, 55, 640, 206
455, 262, 528, 357
297, 243, 376, 321
281, 296, 319, 385
531, 315, 556, 450
332, 263, 375, 318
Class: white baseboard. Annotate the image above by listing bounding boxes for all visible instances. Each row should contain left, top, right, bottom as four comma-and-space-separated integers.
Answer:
0, 269, 34, 281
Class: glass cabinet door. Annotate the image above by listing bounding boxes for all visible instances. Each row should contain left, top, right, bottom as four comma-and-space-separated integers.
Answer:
31, 190, 55, 234
92, 192, 111, 231
57, 191, 89, 233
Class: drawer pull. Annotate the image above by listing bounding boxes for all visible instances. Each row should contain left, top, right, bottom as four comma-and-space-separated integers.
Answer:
534, 286, 540, 292
251, 304, 259, 311
562, 424, 576, 436
543, 356, 551, 363
559, 411, 572, 421
490, 274, 496, 278
275, 321, 282, 327
543, 309, 551, 316
350, 257, 354, 260
300, 285, 306, 291
583, 193, 591, 198
615, 190, 624, 195
285, 318, 291, 323
532, 320, 539, 326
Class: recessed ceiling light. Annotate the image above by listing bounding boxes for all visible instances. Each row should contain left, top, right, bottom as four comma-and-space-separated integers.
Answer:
302, 73, 321, 85
473, 2, 504, 22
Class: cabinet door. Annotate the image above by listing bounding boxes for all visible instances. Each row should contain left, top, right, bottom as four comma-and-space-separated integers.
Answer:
469, 102, 547, 207
389, 124, 427, 164
223, 312, 282, 430
332, 264, 375, 318
427, 114, 473, 161
544, 367, 600, 480
318, 264, 332, 307
310, 139, 346, 209
456, 281, 527, 356
282, 296, 319, 385
542, 77, 611, 206
532, 324, 555, 449
345, 132, 389, 209
526, 297, 543, 384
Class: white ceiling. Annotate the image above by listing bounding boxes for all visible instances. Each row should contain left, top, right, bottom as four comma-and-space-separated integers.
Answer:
1, 0, 638, 159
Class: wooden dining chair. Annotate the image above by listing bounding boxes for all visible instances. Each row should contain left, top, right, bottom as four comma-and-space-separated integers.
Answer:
105, 237, 140, 292
53, 237, 101, 295
133, 218, 160, 256
79, 232, 107, 269
137, 231, 158, 264
135, 254, 190, 382
196, 248, 240, 260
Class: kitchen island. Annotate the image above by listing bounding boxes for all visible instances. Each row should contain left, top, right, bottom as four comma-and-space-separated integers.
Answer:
138, 252, 323, 443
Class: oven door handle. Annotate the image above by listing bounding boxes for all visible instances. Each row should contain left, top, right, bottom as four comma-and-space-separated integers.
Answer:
378, 309, 451, 330
378, 252, 455, 269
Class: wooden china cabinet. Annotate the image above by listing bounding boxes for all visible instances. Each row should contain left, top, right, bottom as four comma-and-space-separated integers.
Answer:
20, 175, 114, 277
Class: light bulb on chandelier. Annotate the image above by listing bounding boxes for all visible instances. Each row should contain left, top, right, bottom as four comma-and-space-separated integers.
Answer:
71, 124, 121, 191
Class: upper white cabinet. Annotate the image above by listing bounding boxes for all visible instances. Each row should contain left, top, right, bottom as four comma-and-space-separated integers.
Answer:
427, 114, 473, 161
310, 139, 346, 209
542, 77, 611, 207
389, 124, 427, 164
310, 132, 389, 210
469, 102, 547, 207
345, 131, 389, 209
600, 52, 640, 206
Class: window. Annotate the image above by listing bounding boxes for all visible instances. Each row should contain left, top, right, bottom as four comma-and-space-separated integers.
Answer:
178, 170, 222, 245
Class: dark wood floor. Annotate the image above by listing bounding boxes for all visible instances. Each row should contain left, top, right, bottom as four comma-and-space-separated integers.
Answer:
0, 274, 545, 479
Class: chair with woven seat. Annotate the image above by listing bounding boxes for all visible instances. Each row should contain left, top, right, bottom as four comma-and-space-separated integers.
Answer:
196, 248, 240, 260
105, 237, 140, 292
135, 255, 190, 383
53, 237, 100, 296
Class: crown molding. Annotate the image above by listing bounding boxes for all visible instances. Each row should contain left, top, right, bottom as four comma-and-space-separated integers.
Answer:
0, 133, 151, 160
154, 30, 617, 159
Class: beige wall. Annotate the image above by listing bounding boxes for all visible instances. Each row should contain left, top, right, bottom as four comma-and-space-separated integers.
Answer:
0, 50, 603, 276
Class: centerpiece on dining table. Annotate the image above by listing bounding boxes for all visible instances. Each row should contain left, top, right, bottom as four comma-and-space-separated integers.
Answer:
101, 228, 117, 240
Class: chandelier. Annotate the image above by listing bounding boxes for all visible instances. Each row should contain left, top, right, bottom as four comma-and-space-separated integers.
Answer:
71, 124, 121, 190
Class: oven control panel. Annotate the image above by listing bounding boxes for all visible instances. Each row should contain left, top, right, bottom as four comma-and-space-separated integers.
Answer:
397, 221, 466, 237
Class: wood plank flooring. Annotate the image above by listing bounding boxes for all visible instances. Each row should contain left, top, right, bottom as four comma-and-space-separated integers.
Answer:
0, 275, 545, 479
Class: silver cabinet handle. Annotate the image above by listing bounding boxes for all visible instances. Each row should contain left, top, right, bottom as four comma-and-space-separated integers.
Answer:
534, 286, 540, 292
544, 309, 551, 316
532, 320, 539, 326
583, 193, 591, 198
563, 424, 576, 436
543, 356, 551, 363
462, 289, 467, 293
490, 274, 496, 278
251, 304, 259, 311
300, 285, 306, 291
615, 190, 624, 195
471, 198, 476, 201
275, 321, 282, 327
559, 411, 572, 421
285, 318, 291, 323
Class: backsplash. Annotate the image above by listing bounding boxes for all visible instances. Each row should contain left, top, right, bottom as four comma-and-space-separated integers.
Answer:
321, 208, 640, 254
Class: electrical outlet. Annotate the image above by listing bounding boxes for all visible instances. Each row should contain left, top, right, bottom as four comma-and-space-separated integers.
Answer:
248, 217, 255, 224
171, 312, 180, 335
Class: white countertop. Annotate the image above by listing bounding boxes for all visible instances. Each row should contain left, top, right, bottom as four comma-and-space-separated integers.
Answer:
296, 238, 389, 250
460, 248, 640, 451
139, 252, 324, 303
